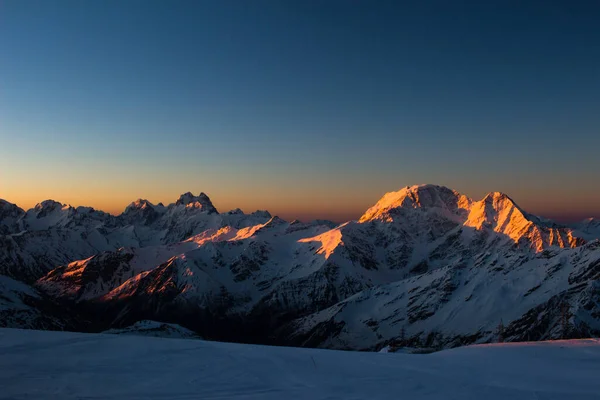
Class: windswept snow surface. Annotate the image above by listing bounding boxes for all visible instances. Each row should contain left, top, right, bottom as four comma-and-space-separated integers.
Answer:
1, 328, 599, 400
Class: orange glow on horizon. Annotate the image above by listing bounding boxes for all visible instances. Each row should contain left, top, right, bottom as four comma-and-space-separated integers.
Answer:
2, 181, 600, 224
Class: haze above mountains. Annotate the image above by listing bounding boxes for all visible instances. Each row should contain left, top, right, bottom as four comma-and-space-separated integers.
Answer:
1, 184, 599, 350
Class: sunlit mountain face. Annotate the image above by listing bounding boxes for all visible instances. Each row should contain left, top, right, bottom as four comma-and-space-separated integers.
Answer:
1, 184, 600, 349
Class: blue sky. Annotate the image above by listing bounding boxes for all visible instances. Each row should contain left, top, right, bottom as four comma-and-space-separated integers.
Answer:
1, 1, 599, 221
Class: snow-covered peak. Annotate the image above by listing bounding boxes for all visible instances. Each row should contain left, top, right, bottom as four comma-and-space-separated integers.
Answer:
466, 191, 581, 250
466, 192, 529, 231
130, 198, 151, 209
174, 192, 218, 214
357, 184, 583, 251
467, 192, 525, 225
359, 184, 471, 222
482, 191, 512, 203
33, 200, 68, 213
121, 199, 164, 225
124, 199, 156, 213
26, 200, 75, 220
18, 199, 117, 232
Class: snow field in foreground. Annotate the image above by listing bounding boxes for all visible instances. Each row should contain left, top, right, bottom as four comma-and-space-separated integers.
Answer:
1, 328, 599, 400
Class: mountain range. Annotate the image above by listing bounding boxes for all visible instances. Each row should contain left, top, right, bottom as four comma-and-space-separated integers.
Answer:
1, 184, 599, 350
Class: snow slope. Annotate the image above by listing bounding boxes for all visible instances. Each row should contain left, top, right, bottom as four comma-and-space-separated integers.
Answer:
0, 276, 75, 330
0, 328, 599, 400
284, 239, 600, 349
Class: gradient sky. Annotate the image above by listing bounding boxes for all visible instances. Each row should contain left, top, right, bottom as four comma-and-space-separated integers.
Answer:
1, 1, 599, 222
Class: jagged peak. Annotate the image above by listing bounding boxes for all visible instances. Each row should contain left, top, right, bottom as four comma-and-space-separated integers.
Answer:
176, 192, 194, 205
465, 191, 585, 250
176, 192, 206, 205
481, 192, 526, 215
124, 198, 155, 213
33, 200, 70, 212
482, 191, 509, 201
174, 192, 218, 214
133, 198, 151, 206
358, 184, 584, 251
481, 191, 520, 207
467, 191, 528, 228
359, 184, 471, 222
479, 192, 568, 229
